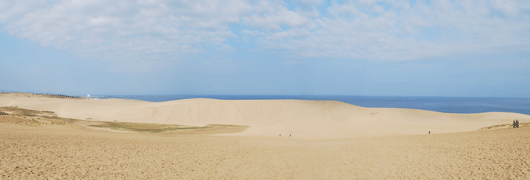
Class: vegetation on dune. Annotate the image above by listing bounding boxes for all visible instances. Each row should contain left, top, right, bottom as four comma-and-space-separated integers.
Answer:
479, 122, 529, 130
1, 92, 81, 99
90, 122, 209, 133
0, 106, 76, 126
0, 106, 244, 134
1, 106, 42, 117
39, 94, 80, 99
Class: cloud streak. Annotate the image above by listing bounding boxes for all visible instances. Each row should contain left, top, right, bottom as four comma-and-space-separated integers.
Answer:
1, 0, 529, 70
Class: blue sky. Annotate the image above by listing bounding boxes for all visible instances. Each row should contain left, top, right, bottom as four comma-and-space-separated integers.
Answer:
1, 0, 529, 97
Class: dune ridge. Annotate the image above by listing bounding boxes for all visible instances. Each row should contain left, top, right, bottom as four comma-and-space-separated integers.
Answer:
1, 93, 528, 138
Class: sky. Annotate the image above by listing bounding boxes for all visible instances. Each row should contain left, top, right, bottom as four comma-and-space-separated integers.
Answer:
0, 0, 529, 97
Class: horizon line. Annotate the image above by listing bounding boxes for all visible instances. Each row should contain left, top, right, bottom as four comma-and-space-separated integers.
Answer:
2, 91, 529, 99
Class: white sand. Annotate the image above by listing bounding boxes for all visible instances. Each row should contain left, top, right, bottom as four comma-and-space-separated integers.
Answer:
1, 93, 528, 139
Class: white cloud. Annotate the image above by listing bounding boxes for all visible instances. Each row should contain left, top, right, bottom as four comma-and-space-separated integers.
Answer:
242, 30, 263, 36
1, 0, 254, 70
491, 0, 519, 16
0, 0, 529, 70
242, 2, 313, 32
0, 0, 47, 22
218, 44, 235, 53
257, 0, 530, 61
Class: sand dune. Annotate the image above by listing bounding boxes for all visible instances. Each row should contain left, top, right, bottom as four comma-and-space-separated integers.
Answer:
1, 122, 529, 179
2, 93, 530, 179
1, 93, 528, 138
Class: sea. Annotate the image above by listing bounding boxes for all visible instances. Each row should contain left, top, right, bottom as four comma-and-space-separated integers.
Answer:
90, 95, 530, 116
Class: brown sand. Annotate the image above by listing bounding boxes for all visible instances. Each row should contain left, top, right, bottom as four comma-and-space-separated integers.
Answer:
1, 122, 529, 179
1, 93, 530, 179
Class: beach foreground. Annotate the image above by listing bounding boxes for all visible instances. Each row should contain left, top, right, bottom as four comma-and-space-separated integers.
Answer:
1, 93, 530, 179
1, 123, 529, 179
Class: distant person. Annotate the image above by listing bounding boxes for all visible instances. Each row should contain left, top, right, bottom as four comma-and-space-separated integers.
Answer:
513, 120, 517, 128
516, 120, 520, 128
279, 134, 281, 137
429, 131, 430, 135
290, 134, 291, 137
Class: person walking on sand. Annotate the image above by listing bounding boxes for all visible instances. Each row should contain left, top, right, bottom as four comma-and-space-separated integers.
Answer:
429, 131, 430, 135
516, 119, 520, 128
513, 120, 517, 128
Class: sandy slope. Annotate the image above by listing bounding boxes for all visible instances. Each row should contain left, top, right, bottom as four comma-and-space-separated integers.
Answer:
2, 93, 530, 179
1, 123, 529, 179
1, 93, 529, 138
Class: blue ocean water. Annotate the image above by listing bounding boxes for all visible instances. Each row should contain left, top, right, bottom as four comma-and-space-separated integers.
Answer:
93, 95, 530, 116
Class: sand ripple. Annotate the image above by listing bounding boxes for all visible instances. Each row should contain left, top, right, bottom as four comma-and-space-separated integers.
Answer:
1, 124, 529, 179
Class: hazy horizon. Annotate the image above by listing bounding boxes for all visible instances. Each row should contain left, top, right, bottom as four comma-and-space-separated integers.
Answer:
3, 91, 530, 98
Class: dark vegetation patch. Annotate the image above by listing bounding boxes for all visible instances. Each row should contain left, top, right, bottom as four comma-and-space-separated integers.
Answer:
40, 94, 80, 99
0, 106, 76, 126
164, 124, 250, 135
0, 105, 248, 135
479, 122, 529, 130
1, 106, 41, 117
1, 92, 81, 99
90, 122, 209, 133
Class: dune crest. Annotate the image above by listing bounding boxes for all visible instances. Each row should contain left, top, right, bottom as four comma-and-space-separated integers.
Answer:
1, 93, 528, 138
